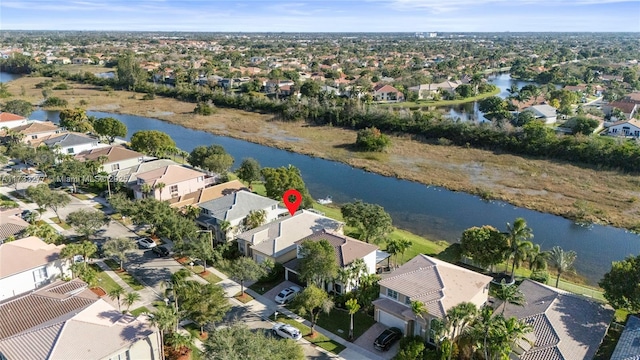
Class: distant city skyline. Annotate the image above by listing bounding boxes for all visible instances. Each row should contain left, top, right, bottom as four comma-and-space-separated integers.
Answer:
1, 0, 639, 33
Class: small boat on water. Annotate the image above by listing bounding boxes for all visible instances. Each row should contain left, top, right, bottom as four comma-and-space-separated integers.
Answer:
317, 196, 333, 205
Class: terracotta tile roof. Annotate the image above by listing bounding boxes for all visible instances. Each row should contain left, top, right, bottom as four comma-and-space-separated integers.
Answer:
292, 230, 378, 268
0, 279, 98, 340
199, 190, 278, 222
378, 255, 492, 319
136, 164, 206, 187
0, 112, 25, 123
170, 180, 248, 208
75, 145, 143, 163
502, 280, 613, 360
0, 237, 65, 279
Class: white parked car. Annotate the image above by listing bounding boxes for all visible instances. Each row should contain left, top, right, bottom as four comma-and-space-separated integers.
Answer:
272, 322, 302, 341
137, 237, 157, 249
274, 286, 301, 304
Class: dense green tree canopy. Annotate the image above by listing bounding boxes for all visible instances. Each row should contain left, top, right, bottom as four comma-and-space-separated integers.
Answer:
261, 165, 313, 207
203, 324, 304, 360
59, 108, 94, 133
299, 239, 339, 287
355, 127, 391, 152
188, 144, 234, 174
340, 200, 394, 244
92, 117, 127, 143
129, 130, 176, 158
2, 99, 33, 117
599, 255, 640, 312
235, 158, 261, 186
460, 225, 509, 269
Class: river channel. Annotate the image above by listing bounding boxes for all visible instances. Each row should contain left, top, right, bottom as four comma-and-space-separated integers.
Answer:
28, 108, 640, 286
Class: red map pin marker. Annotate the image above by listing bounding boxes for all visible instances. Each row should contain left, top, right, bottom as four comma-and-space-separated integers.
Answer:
283, 189, 302, 216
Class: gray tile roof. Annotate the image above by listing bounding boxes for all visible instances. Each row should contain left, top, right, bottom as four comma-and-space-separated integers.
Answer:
43, 132, 99, 148
111, 159, 177, 183
0, 322, 63, 360
292, 230, 378, 268
502, 279, 614, 360
611, 315, 640, 360
526, 104, 558, 119
199, 190, 278, 222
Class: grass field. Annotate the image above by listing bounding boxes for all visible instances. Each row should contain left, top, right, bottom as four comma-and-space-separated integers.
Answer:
90, 264, 122, 294
103, 259, 145, 290
49, 217, 71, 230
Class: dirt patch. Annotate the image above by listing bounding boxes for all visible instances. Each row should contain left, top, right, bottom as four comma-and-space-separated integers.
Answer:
6, 74, 640, 230
90, 287, 107, 297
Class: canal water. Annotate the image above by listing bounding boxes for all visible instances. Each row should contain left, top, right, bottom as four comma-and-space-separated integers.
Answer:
28, 109, 640, 285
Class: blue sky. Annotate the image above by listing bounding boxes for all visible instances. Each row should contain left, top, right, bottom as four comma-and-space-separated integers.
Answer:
1, 0, 639, 32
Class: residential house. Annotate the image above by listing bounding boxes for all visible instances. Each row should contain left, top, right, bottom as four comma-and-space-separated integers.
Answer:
611, 315, 640, 360
501, 279, 613, 360
236, 210, 343, 264
408, 80, 462, 100
133, 165, 210, 201
606, 101, 639, 120
0, 208, 29, 243
43, 132, 108, 155
75, 145, 146, 174
607, 118, 640, 137
111, 159, 179, 186
524, 104, 558, 124
372, 255, 492, 339
0, 112, 29, 129
0, 279, 163, 360
373, 84, 404, 102
0, 121, 65, 145
265, 79, 295, 94
0, 236, 71, 300
196, 190, 282, 242
71, 57, 92, 65
283, 230, 379, 294
169, 179, 247, 209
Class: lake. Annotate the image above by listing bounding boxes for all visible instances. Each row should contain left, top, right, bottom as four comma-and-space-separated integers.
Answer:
29, 109, 640, 285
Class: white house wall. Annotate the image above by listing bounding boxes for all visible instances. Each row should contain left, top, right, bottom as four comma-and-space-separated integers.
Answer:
0, 260, 70, 300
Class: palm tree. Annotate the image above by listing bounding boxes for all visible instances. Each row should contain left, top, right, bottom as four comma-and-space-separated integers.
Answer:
140, 183, 153, 199
445, 302, 478, 360
466, 306, 495, 360
123, 292, 141, 313
501, 316, 533, 355
149, 306, 179, 354
166, 332, 194, 357
349, 258, 367, 288
345, 298, 360, 341
335, 268, 352, 293
527, 244, 548, 271
244, 209, 266, 230
184, 205, 200, 220
397, 238, 412, 263
548, 246, 577, 288
108, 287, 125, 312
494, 280, 526, 314
411, 300, 427, 339
103, 237, 136, 271
506, 218, 534, 279
154, 182, 166, 200
219, 220, 231, 241
385, 238, 400, 267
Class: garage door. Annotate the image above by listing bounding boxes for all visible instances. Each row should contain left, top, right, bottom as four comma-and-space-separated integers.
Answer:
377, 310, 406, 334
286, 270, 306, 286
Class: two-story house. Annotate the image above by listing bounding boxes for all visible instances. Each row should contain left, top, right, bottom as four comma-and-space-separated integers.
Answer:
75, 145, 147, 174
373, 254, 492, 340
373, 84, 404, 102
1, 121, 65, 145
169, 179, 248, 209
0, 236, 71, 300
111, 159, 179, 186
0, 279, 163, 360
236, 210, 344, 264
133, 165, 210, 201
283, 230, 379, 294
0, 112, 29, 129
196, 190, 282, 242
43, 132, 108, 155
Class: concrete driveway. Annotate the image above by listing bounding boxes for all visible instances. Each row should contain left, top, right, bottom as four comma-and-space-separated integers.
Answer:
353, 323, 399, 360
263, 280, 300, 305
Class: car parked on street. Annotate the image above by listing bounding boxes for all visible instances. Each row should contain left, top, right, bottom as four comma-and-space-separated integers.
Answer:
152, 245, 170, 257
272, 322, 302, 341
274, 286, 301, 305
137, 237, 157, 249
373, 327, 402, 351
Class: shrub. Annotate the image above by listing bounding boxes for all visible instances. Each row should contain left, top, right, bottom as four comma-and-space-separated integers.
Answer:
42, 97, 68, 108
53, 83, 69, 90
355, 127, 391, 152
142, 92, 155, 100
530, 270, 550, 283
194, 102, 215, 115
393, 336, 425, 360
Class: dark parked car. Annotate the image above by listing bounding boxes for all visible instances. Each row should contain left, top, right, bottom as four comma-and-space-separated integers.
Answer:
373, 327, 402, 351
152, 246, 170, 257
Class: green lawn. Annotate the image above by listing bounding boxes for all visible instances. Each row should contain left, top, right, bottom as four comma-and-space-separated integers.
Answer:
272, 314, 346, 354
378, 88, 500, 109
49, 217, 71, 230
90, 264, 122, 294
233, 291, 254, 303
130, 306, 150, 317
311, 309, 376, 341
184, 264, 222, 284
249, 272, 285, 295
103, 259, 145, 290
72, 193, 90, 200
